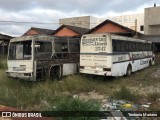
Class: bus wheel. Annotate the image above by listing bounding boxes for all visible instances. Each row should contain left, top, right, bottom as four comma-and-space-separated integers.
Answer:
50, 66, 61, 80
126, 65, 132, 76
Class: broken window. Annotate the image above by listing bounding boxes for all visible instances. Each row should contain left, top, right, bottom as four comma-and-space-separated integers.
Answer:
61, 43, 68, 52
34, 41, 52, 59
8, 40, 32, 60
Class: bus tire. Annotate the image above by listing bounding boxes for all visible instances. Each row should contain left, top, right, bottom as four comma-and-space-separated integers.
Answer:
126, 65, 132, 76
50, 66, 61, 80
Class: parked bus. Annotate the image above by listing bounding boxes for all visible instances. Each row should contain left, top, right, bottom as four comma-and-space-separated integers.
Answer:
80, 33, 154, 76
6, 35, 79, 81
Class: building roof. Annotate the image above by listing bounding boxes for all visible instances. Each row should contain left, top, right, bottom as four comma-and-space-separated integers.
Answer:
23, 27, 55, 36
53, 25, 90, 35
0, 33, 12, 40
87, 19, 142, 36
139, 35, 160, 43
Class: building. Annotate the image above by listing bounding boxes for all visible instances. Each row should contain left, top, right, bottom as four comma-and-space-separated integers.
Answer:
23, 27, 55, 36
139, 35, 160, 64
87, 19, 142, 37
59, 16, 103, 29
59, 14, 144, 33
144, 6, 160, 35
53, 25, 89, 37
107, 13, 144, 33
0, 33, 13, 56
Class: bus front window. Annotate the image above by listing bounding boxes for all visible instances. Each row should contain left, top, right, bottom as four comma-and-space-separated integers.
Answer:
8, 40, 32, 60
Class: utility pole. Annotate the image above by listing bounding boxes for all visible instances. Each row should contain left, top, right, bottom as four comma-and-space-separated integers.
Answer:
135, 19, 137, 32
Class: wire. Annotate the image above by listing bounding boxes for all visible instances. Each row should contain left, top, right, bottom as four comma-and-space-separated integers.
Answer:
0, 20, 56, 24
0, 20, 103, 25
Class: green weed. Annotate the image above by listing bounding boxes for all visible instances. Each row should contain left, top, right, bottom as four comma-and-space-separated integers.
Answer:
110, 86, 140, 102
147, 91, 160, 103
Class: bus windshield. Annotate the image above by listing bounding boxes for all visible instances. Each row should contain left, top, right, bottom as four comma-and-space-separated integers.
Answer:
8, 40, 32, 60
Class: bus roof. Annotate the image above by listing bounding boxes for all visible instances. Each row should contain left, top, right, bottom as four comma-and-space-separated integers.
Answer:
10, 35, 56, 42
81, 33, 152, 44
111, 34, 152, 43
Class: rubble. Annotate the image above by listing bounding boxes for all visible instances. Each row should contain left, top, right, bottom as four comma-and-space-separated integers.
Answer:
101, 99, 150, 111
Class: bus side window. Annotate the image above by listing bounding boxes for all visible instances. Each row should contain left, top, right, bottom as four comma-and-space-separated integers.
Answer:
129, 41, 132, 52
121, 41, 125, 52
147, 43, 152, 51
145, 43, 147, 51
112, 40, 116, 52
125, 41, 129, 52
132, 42, 136, 52
135, 42, 139, 51
113, 39, 120, 52
116, 40, 121, 52
142, 43, 144, 51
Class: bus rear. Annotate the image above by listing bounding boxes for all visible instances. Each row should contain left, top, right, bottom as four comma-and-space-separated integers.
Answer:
80, 33, 112, 76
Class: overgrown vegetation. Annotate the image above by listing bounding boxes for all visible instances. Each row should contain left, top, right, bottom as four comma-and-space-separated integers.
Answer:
0, 56, 7, 69
0, 56, 160, 112
109, 86, 140, 102
49, 97, 100, 120
147, 92, 160, 103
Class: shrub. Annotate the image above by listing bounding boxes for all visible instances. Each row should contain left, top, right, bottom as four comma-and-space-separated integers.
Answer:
48, 97, 100, 120
0, 56, 7, 69
147, 92, 160, 103
110, 86, 139, 102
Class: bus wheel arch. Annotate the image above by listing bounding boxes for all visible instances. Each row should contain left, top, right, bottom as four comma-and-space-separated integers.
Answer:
49, 65, 62, 80
126, 64, 132, 76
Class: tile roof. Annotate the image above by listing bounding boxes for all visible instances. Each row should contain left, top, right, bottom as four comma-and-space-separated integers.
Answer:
87, 19, 142, 36
53, 25, 90, 35
139, 35, 160, 43
23, 27, 55, 36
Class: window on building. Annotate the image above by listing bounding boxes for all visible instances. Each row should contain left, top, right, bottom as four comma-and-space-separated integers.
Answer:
140, 25, 144, 31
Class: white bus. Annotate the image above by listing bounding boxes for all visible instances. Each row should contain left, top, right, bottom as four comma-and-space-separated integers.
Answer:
80, 33, 155, 76
6, 35, 79, 81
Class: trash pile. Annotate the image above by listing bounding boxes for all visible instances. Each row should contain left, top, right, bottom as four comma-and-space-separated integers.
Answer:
101, 99, 151, 111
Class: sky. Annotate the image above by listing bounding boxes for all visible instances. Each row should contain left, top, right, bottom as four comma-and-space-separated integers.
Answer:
0, 0, 159, 36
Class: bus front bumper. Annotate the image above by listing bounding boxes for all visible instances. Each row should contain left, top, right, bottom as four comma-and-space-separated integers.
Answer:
80, 69, 112, 76
6, 71, 35, 81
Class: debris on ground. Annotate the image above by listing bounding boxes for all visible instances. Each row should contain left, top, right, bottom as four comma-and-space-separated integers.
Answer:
101, 99, 151, 111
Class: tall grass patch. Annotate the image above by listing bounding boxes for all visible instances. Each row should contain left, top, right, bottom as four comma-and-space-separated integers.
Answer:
110, 86, 140, 102
0, 56, 7, 69
146, 92, 160, 103
49, 97, 100, 120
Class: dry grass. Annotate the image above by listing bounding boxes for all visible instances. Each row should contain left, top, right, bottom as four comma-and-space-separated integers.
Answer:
0, 57, 160, 110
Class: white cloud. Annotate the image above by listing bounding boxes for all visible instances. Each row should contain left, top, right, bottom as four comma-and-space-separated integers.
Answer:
0, 0, 160, 36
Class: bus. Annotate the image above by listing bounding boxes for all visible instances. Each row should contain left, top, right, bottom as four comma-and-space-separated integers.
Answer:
6, 35, 79, 81
80, 33, 154, 76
